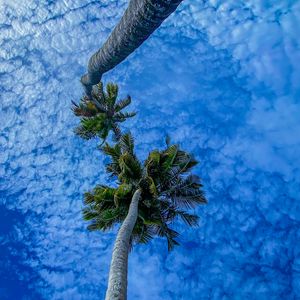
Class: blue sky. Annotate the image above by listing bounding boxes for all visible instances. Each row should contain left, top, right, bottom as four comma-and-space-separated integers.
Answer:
0, 0, 300, 299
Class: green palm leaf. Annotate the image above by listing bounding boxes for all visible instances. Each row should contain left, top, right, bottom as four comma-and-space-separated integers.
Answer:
162, 144, 178, 171
114, 112, 136, 122
118, 152, 142, 183
106, 83, 118, 107
114, 183, 132, 207
115, 96, 132, 112
119, 133, 135, 155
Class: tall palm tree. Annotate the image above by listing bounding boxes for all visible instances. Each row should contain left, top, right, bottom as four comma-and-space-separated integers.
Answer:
72, 82, 136, 144
83, 133, 207, 299
81, 0, 184, 96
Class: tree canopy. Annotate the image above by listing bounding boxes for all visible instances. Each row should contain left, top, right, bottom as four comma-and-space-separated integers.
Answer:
82, 132, 207, 250
72, 82, 136, 144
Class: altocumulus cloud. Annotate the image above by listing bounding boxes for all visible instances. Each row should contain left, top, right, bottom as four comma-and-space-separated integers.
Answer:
0, 0, 299, 299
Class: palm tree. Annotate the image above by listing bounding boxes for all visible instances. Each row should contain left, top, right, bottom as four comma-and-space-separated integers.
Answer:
72, 82, 136, 144
81, 0, 185, 96
83, 133, 207, 299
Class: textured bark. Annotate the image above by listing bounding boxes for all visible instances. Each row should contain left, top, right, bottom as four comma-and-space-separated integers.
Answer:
81, 0, 184, 95
105, 189, 141, 300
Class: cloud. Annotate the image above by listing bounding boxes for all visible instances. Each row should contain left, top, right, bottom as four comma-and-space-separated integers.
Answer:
0, 0, 299, 299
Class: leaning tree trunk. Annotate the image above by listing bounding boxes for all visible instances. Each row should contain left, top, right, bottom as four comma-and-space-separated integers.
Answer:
81, 0, 184, 96
105, 189, 141, 300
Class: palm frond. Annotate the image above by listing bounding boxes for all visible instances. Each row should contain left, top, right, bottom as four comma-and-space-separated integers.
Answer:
161, 203, 199, 226
74, 126, 95, 140
152, 223, 180, 251
82, 207, 98, 221
106, 162, 121, 177
132, 222, 155, 244
118, 152, 142, 183
165, 175, 207, 208
161, 144, 178, 171
94, 82, 106, 102
112, 123, 122, 141
106, 83, 118, 107
144, 150, 160, 172
92, 99, 108, 113
114, 183, 132, 207
83, 192, 95, 205
74, 114, 107, 140
102, 143, 121, 160
84, 203, 128, 232
119, 133, 135, 155
71, 100, 98, 117
114, 111, 136, 122
139, 176, 158, 198
115, 96, 132, 112
177, 211, 199, 226
102, 144, 122, 177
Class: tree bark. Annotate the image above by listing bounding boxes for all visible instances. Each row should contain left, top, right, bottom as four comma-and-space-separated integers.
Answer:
105, 189, 141, 300
81, 0, 184, 96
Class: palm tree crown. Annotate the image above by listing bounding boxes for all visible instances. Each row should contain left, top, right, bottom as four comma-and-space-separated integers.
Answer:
83, 133, 207, 250
72, 82, 136, 144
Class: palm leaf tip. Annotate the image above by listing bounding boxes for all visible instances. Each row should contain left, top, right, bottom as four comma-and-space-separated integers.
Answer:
114, 111, 136, 122
115, 96, 132, 112
82, 208, 98, 221
84, 192, 95, 204
166, 228, 180, 251
106, 83, 118, 105
87, 222, 99, 231
112, 124, 122, 141
71, 101, 83, 117
119, 132, 135, 154
178, 211, 199, 227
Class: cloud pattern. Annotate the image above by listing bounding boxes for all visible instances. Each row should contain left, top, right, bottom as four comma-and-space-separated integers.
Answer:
0, 0, 299, 299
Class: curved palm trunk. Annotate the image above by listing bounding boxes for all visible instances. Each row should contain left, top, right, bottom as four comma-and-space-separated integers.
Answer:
105, 189, 141, 300
81, 0, 184, 96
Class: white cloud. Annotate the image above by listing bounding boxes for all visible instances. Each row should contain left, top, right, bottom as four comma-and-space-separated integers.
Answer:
1, 0, 299, 299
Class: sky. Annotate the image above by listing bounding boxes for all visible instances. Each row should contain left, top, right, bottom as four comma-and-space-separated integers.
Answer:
0, 0, 300, 299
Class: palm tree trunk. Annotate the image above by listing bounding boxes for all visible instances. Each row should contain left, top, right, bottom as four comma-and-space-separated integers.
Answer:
81, 0, 184, 96
105, 189, 141, 300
